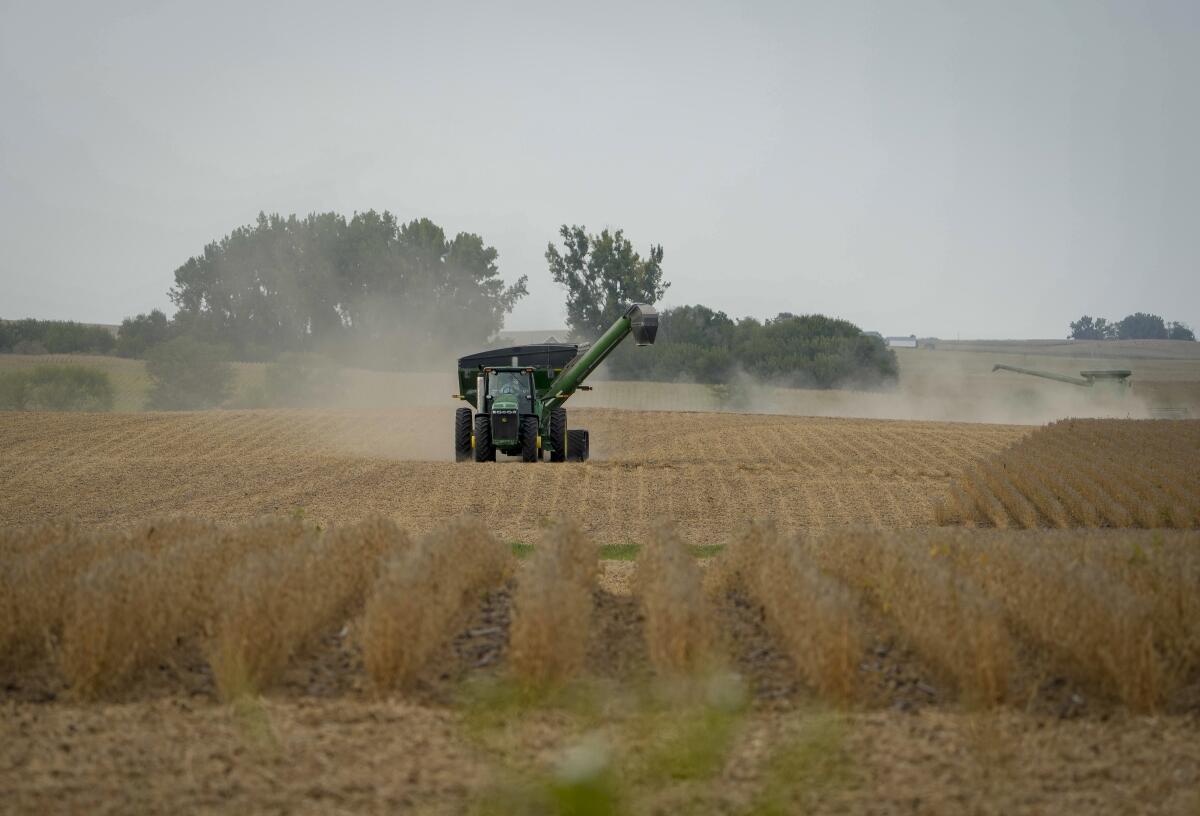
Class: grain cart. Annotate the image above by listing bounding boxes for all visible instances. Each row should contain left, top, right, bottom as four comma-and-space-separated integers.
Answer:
453, 304, 658, 463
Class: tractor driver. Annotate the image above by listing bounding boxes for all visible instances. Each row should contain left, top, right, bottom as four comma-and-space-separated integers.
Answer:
494, 372, 530, 401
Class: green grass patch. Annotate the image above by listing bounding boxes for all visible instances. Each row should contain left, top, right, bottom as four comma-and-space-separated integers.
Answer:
636, 704, 742, 781
598, 543, 640, 561
510, 541, 536, 560
462, 673, 749, 816
748, 712, 852, 816
458, 675, 606, 737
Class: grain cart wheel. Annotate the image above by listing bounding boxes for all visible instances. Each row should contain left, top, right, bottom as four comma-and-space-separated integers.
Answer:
473, 414, 495, 462
520, 415, 539, 462
548, 407, 567, 463
454, 407, 472, 462
566, 429, 590, 462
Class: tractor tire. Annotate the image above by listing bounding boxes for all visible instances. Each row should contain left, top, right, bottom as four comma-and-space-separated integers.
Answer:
566, 428, 590, 462
520, 415, 539, 462
473, 414, 495, 462
454, 407, 472, 462
548, 407, 567, 463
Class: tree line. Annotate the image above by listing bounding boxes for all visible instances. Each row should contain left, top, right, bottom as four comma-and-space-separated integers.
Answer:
1069, 313, 1194, 341
0, 319, 117, 355
546, 225, 897, 388
5, 212, 902, 408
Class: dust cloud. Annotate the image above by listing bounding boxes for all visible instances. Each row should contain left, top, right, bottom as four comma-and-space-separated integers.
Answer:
574, 360, 1159, 426
249, 343, 1195, 465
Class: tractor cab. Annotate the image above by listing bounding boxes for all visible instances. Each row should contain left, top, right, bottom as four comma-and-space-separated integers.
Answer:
480, 367, 536, 452
484, 369, 535, 414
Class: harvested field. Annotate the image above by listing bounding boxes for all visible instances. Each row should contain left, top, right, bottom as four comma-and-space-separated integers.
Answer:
0, 408, 1027, 542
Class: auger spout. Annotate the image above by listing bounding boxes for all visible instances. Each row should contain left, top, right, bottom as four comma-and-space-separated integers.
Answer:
544, 304, 657, 411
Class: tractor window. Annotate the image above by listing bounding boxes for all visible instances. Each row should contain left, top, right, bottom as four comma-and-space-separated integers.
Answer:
488, 371, 530, 402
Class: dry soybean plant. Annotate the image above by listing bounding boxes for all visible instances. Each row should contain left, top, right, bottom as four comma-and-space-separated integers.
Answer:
804, 529, 1015, 706
720, 522, 864, 704
61, 517, 310, 697
936, 419, 1200, 529
1078, 532, 1200, 680
207, 516, 410, 699
943, 530, 1175, 712
2, 516, 216, 671
362, 517, 512, 692
509, 519, 598, 689
635, 524, 716, 677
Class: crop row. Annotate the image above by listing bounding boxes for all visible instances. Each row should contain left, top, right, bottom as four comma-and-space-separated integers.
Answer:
935, 419, 1200, 529
2, 517, 1197, 712
714, 525, 1199, 712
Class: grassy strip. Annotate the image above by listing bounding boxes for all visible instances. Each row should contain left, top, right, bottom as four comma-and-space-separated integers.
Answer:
510, 542, 724, 561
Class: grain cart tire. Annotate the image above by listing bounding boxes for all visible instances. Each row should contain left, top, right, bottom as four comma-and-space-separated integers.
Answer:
566, 429, 589, 462
520, 415, 539, 462
454, 407, 473, 461
549, 407, 567, 463
474, 414, 495, 462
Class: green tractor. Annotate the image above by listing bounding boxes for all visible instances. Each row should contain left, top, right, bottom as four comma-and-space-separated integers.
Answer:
453, 304, 658, 463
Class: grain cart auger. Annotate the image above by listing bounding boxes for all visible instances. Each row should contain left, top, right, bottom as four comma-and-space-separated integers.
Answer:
452, 304, 658, 463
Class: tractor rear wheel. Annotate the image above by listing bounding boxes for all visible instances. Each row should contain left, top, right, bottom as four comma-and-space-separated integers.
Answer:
473, 414, 495, 462
548, 407, 567, 463
454, 407, 472, 462
520, 415, 538, 462
566, 428, 589, 462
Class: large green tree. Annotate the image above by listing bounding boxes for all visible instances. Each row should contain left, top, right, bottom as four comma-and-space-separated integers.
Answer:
168, 211, 527, 361
1167, 322, 1195, 341
1116, 312, 1168, 340
1068, 315, 1116, 340
545, 225, 668, 340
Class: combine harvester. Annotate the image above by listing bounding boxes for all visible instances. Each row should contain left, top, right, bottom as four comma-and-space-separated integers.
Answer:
452, 304, 658, 463
991, 363, 1132, 392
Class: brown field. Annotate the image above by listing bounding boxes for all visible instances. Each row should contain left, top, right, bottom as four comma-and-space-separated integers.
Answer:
2, 406, 1199, 814
937, 418, 1200, 528
0, 408, 1028, 541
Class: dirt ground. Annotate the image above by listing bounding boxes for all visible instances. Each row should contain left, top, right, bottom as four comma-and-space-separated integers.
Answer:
3, 694, 1197, 815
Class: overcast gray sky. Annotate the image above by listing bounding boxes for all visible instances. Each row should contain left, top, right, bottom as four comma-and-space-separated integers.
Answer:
1, 0, 1196, 338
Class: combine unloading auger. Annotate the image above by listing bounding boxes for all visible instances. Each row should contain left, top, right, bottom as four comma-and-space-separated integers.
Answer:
452, 304, 658, 463
991, 364, 1131, 389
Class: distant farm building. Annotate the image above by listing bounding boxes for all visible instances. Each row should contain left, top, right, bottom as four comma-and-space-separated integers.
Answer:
885, 335, 918, 348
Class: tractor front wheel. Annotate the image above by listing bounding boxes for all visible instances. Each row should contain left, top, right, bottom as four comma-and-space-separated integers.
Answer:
454, 407, 472, 462
473, 414, 495, 462
566, 428, 590, 462
548, 407, 567, 463
520, 415, 539, 462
